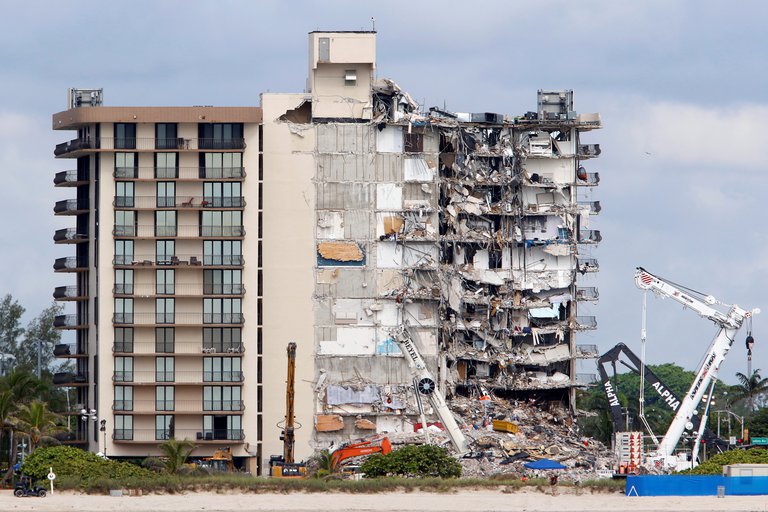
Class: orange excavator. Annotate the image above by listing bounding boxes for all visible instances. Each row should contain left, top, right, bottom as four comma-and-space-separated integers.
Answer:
331, 435, 392, 471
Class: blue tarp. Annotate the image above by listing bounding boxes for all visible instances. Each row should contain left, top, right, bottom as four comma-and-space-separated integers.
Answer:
627, 475, 768, 496
524, 458, 567, 470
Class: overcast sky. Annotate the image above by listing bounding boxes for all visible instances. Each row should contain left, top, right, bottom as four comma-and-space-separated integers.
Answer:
2, 1, 766, 384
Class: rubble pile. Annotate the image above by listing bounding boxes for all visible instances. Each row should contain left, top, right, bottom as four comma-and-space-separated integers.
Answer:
387, 395, 613, 479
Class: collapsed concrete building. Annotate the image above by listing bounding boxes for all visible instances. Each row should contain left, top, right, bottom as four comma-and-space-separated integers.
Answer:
263, 31, 602, 451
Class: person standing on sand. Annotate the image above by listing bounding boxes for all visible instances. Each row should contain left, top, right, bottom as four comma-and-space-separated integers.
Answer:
549, 473, 559, 495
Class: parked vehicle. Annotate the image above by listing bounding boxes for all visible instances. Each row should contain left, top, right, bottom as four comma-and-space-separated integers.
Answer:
14, 476, 47, 497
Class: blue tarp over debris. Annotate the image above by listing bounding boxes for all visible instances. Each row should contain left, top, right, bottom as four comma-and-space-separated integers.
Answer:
524, 458, 567, 470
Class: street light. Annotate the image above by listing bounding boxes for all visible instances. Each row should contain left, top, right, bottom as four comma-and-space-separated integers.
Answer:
99, 420, 107, 458
80, 408, 97, 449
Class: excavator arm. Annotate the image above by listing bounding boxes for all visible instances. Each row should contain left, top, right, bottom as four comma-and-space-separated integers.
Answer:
330, 436, 392, 470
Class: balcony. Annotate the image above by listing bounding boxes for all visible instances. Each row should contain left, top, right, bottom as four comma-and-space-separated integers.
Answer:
114, 341, 245, 355
53, 285, 87, 301
578, 230, 602, 244
575, 344, 599, 358
574, 373, 598, 386
112, 400, 245, 413
53, 430, 88, 444
54, 169, 89, 187
54, 314, 87, 329
112, 371, 244, 384
114, 167, 138, 179
52, 371, 88, 386
54, 137, 96, 157
113, 312, 244, 326
113, 254, 243, 267
574, 316, 597, 330
54, 256, 88, 272
575, 171, 600, 186
577, 144, 601, 158
575, 287, 599, 302
114, 167, 246, 180
113, 428, 244, 443
53, 343, 87, 358
576, 257, 599, 274
114, 196, 246, 209
54, 199, 89, 215
54, 228, 88, 244
113, 225, 245, 238
577, 201, 601, 215
114, 283, 244, 297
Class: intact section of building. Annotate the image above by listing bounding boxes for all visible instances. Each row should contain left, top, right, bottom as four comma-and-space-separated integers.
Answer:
52, 94, 263, 472
262, 31, 602, 455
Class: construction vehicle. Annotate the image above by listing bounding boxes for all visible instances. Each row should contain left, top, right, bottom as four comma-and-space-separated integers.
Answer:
391, 326, 470, 454
627, 267, 758, 471
269, 342, 307, 478
198, 447, 234, 472
330, 435, 392, 471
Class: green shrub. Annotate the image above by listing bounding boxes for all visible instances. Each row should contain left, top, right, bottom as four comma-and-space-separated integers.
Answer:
688, 448, 768, 475
360, 445, 461, 478
21, 445, 153, 483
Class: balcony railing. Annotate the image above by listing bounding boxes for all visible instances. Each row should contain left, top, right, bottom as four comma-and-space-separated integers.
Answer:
54, 430, 88, 443
113, 225, 245, 238
113, 341, 244, 355
112, 400, 245, 413
575, 344, 599, 358
577, 144, 601, 158
54, 137, 95, 156
54, 256, 88, 272
577, 201, 601, 214
53, 372, 88, 385
114, 196, 246, 209
54, 314, 86, 328
113, 428, 244, 442
54, 199, 89, 215
578, 230, 602, 244
59, 137, 245, 153
54, 228, 88, 243
54, 169, 89, 186
114, 254, 243, 267
53, 285, 86, 300
114, 283, 244, 296
575, 287, 599, 302
113, 312, 243, 325
113, 370, 244, 384
576, 257, 599, 273
574, 316, 597, 330
114, 167, 246, 180
575, 373, 598, 385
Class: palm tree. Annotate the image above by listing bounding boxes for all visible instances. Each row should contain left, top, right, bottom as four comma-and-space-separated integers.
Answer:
13, 400, 64, 451
0, 370, 41, 483
158, 438, 197, 474
733, 370, 768, 412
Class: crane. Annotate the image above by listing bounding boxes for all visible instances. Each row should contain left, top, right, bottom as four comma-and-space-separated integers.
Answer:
634, 267, 759, 471
391, 326, 470, 455
269, 342, 307, 477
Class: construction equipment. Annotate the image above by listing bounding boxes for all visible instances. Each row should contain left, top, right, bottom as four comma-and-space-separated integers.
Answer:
330, 435, 392, 471
391, 326, 470, 454
270, 342, 307, 478
631, 267, 758, 471
199, 447, 234, 472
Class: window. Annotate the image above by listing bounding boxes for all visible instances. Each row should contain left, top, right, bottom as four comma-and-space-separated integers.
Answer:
156, 182, 176, 208
114, 327, 134, 352
201, 153, 243, 178
155, 153, 178, 179
203, 357, 242, 382
155, 123, 178, 150
203, 240, 242, 266
114, 298, 133, 324
156, 240, 175, 265
203, 328, 242, 353
155, 414, 174, 440
115, 356, 134, 382
203, 386, 241, 411
114, 210, 136, 236
114, 123, 136, 150
114, 415, 133, 440
115, 269, 134, 294
115, 153, 138, 178
155, 211, 177, 237
155, 386, 175, 411
203, 415, 242, 440
404, 132, 424, 153
115, 240, 134, 265
115, 182, 134, 207
155, 356, 175, 383
156, 298, 175, 324
201, 211, 242, 237
204, 269, 242, 295
344, 69, 357, 86
203, 182, 243, 207
156, 269, 175, 295
115, 385, 133, 411
198, 123, 244, 150
203, 298, 242, 324
155, 327, 175, 353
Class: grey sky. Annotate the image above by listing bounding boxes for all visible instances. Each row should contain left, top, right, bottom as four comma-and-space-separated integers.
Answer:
1, 1, 766, 383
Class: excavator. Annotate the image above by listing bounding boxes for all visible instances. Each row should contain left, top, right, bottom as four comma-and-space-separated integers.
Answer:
198, 447, 234, 472
330, 435, 392, 471
269, 342, 308, 478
